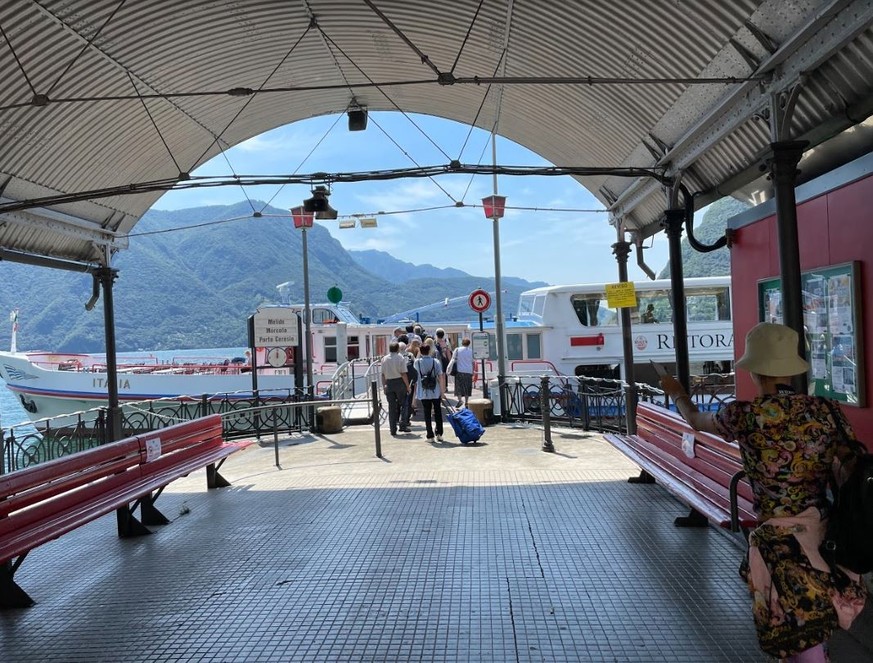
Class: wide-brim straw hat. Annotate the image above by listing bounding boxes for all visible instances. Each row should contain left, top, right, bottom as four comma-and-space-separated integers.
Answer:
735, 322, 809, 376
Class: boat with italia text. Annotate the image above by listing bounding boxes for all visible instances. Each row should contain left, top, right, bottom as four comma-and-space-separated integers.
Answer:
0, 277, 734, 423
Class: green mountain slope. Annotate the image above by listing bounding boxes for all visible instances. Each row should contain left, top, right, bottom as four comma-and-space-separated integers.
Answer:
0, 202, 545, 352
657, 197, 750, 278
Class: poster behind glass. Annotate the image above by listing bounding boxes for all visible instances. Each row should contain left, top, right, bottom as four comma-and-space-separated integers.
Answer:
757, 262, 864, 406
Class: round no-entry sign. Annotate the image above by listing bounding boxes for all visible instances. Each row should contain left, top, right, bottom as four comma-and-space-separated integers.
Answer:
468, 289, 491, 313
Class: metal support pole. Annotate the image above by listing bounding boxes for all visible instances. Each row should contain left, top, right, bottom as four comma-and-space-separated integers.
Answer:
661, 209, 691, 394
492, 215, 509, 421
768, 140, 809, 393
371, 379, 382, 458
540, 375, 555, 453
96, 267, 122, 442
301, 227, 313, 401
301, 227, 317, 432
613, 239, 638, 435
479, 312, 488, 399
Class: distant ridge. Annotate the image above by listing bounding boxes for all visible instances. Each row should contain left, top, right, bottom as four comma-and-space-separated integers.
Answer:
0, 202, 549, 352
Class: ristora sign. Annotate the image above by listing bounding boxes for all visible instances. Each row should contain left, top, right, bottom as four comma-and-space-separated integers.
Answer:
252, 310, 299, 347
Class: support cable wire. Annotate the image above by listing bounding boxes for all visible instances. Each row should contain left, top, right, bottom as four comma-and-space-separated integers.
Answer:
45, 0, 127, 97
460, 122, 497, 202
126, 202, 608, 239
456, 52, 506, 162
362, 0, 442, 77
367, 113, 458, 204
192, 20, 313, 167
127, 214, 253, 238
258, 111, 345, 213
315, 28, 457, 203
0, 74, 766, 113
127, 72, 183, 175
317, 29, 453, 162
195, 19, 316, 214
449, 0, 486, 75
0, 24, 37, 97
0, 164, 669, 215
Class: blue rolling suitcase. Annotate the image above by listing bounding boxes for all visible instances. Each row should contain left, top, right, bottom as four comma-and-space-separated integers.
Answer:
445, 403, 485, 444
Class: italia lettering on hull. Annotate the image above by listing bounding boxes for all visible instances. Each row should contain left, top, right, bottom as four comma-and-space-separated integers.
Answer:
656, 333, 733, 350
92, 377, 131, 389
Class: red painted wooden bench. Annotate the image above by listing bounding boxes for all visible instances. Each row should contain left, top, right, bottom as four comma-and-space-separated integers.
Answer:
0, 414, 251, 608
604, 401, 758, 533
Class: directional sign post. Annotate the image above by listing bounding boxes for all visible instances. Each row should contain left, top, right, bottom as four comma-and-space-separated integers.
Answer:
252, 310, 299, 347
469, 289, 492, 398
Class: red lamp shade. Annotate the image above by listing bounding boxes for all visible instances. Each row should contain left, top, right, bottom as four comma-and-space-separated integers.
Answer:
291, 206, 314, 229
482, 195, 507, 219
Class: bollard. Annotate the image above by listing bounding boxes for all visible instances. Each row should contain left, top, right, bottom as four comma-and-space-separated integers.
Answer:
540, 375, 555, 453
371, 379, 382, 458
273, 416, 280, 468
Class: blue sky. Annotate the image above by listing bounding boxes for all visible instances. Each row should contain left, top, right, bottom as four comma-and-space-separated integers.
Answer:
155, 112, 672, 285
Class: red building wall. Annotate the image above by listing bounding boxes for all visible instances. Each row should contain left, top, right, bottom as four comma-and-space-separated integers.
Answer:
730, 171, 873, 441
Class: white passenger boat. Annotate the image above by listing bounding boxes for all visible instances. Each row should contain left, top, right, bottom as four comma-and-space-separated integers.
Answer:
0, 277, 734, 422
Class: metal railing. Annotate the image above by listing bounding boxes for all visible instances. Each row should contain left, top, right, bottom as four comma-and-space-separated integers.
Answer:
498, 373, 734, 434
0, 383, 381, 474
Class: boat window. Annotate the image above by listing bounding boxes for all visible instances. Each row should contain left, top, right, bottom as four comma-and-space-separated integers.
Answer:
533, 295, 546, 317
633, 285, 732, 323
312, 308, 339, 324
526, 333, 541, 359
635, 289, 672, 324
570, 294, 617, 327
519, 294, 536, 317
348, 336, 360, 360
507, 334, 523, 361
324, 335, 360, 363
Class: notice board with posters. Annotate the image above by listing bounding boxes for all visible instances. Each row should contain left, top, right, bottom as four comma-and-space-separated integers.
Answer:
758, 261, 864, 405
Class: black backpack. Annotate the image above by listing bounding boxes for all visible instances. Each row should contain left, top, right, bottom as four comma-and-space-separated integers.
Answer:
819, 401, 873, 574
420, 359, 437, 391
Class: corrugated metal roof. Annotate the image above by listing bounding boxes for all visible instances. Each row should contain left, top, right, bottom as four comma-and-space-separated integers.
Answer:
0, 0, 871, 267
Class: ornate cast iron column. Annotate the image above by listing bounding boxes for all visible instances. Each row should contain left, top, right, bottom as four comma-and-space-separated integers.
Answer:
662, 208, 691, 393
95, 266, 122, 442
768, 140, 809, 392
612, 238, 637, 434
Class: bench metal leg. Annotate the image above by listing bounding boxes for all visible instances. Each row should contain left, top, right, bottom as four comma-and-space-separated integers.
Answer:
116, 505, 152, 538
0, 559, 35, 609
206, 461, 231, 489
139, 492, 170, 526
627, 470, 655, 484
674, 508, 708, 528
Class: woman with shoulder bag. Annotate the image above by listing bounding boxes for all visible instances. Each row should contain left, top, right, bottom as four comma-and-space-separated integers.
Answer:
661, 322, 867, 662
448, 337, 475, 408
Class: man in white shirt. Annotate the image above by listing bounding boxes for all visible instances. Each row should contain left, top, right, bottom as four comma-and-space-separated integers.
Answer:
381, 341, 411, 436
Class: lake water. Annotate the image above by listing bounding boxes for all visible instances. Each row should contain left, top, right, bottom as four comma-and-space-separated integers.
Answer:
1, 347, 246, 429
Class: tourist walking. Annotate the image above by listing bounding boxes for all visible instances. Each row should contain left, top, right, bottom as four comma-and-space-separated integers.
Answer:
446, 337, 475, 408
660, 322, 867, 661
414, 344, 444, 442
435, 328, 452, 372
380, 341, 411, 436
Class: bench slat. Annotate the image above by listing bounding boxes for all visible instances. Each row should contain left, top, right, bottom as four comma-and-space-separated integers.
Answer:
604, 402, 760, 531
0, 415, 245, 573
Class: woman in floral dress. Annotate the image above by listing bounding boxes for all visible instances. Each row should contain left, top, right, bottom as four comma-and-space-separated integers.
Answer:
661, 322, 867, 662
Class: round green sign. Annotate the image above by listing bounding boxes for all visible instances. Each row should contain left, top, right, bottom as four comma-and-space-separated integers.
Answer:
327, 286, 343, 304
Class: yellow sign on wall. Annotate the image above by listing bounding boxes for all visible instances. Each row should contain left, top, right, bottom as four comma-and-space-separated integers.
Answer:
605, 281, 637, 308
